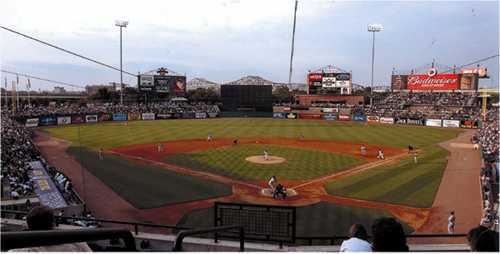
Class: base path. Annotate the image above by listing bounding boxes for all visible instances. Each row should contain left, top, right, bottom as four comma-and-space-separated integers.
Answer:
417, 130, 482, 235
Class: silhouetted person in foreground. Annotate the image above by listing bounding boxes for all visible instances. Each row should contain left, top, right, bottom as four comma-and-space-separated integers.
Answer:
10, 206, 91, 252
340, 224, 372, 252
371, 217, 408, 252
467, 225, 499, 252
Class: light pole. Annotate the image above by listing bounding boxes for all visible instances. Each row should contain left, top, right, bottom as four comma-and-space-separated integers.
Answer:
367, 24, 383, 106
115, 20, 128, 105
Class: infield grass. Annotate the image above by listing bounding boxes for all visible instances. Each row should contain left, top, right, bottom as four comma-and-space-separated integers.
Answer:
164, 144, 363, 181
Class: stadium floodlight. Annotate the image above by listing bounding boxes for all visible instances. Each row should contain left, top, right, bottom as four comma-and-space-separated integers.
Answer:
367, 23, 383, 106
115, 20, 128, 105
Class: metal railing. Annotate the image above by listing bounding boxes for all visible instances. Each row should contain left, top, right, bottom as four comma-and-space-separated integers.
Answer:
172, 225, 244, 252
1, 228, 136, 251
1, 209, 189, 235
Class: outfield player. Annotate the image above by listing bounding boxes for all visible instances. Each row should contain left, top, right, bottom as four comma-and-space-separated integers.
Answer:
413, 151, 418, 164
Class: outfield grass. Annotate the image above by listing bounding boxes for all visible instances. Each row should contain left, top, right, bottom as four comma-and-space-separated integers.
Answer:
67, 147, 232, 209
176, 201, 413, 239
44, 118, 462, 150
324, 145, 448, 208
164, 144, 363, 181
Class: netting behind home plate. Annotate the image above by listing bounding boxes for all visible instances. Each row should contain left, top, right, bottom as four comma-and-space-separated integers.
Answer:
214, 202, 296, 243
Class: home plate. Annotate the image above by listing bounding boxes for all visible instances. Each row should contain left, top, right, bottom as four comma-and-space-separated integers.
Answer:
261, 188, 298, 197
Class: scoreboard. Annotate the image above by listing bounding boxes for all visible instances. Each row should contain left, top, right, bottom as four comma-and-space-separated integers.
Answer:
308, 72, 352, 95
138, 74, 186, 97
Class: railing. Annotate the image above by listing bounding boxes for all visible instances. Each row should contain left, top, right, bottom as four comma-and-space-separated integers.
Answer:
296, 233, 467, 246
1, 209, 189, 235
1, 228, 136, 251
172, 225, 244, 252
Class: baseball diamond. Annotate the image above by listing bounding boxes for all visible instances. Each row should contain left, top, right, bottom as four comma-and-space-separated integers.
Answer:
38, 117, 474, 236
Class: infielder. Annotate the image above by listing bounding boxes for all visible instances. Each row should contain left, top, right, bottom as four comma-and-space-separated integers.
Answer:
360, 145, 367, 156
413, 151, 418, 164
377, 149, 385, 160
207, 134, 213, 142
157, 143, 164, 152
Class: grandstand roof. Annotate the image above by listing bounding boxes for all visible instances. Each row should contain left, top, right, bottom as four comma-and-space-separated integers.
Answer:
309, 65, 350, 73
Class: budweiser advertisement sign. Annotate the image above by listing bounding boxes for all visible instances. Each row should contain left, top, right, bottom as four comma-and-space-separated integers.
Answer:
407, 74, 459, 90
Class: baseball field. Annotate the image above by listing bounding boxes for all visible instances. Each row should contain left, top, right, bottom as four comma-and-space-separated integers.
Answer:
42, 118, 463, 236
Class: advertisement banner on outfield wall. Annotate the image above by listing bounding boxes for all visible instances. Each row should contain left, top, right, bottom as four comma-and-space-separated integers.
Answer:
299, 113, 322, 120
156, 113, 173, 119
85, 115, 98, 123
25, 118, 39, 127
99, 113, 112, 122
273, 112, 286, 119
141, 113, 155, 120
321, 108, 338, 113
182, 112, 195, 119
425, 119, 442, 127
71, 115, 84, 124
113, 113, 128, 121
286, 113, 297, 119
406, 118, 425, 126
442, 120, 460, 128
379, 117, 395, 124
461, 120, 479, 129
208, 112, 218, 118
396, 118, 407, 124
57, 116, 72, 125
323, 113, 337, 120
367, 116, 379, 123
195, 112, 207, 119
39, 116, 57, 126
128, 113, 141, 121
352, 115, 367, 122
339, 115, 351, 121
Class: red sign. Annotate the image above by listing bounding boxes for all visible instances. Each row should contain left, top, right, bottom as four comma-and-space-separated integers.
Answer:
407, 74, 459, 90
299, 113, 322, 119
308, 73, 323, 82
338, 115, 351, 121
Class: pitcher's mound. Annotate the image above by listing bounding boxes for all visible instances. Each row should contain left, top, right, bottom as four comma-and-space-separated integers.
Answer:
245, 155, 286, 164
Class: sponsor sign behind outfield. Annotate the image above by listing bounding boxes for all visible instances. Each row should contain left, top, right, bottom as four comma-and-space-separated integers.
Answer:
339, 115, 351, 121
128, 113, 141, 121
208, 112, 218, 118
141, 113, 155, 120
286, 113, 297, 119
321, 108, 338, 113
113, 113, 128, 121
195, 112, 207, 119
99, 113, 112, 122
85, 115, 98, 123
71, 115, 84, 124
426, 119, 442, 127
379, 117, 395, 124
39, 116, 57, 126
407, 74, 459, 90
323, 113, 337, 120
25, 118, 39, 127
273, 112, 286, 119
299, 113, 322, 120
352, 115, 367, 122
57, 116, 71, 125
442, 119, 460, 128
367, 116, 379, 123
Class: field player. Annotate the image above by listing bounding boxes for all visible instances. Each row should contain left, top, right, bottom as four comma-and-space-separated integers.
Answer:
263, 150, 269, 161
360, 144, 367, 156
448, 211, 456, 234
207, 133, 213, 142
377, 148, 385, 160
268, 176, 277, 191
98, 147, 103, 160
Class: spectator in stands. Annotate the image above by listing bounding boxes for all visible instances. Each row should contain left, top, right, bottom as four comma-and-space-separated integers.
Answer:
467, 225, 499, 251
340, 224, 372, 252
371, 217, 408, 252
9, 206, 92, 252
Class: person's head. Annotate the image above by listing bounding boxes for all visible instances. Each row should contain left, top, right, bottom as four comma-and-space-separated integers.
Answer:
26, 206, 54, 230
475, 230, 499, 251
371, 217, 408, 252
467, 226, 497, 251
348, 224, 368, 241
451, 211, 455, 216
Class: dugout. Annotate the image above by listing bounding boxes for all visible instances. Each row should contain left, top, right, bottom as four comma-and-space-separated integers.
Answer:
221, 85, 273, 112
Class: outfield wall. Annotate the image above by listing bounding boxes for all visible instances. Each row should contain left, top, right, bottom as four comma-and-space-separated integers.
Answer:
272, 108, 480, 129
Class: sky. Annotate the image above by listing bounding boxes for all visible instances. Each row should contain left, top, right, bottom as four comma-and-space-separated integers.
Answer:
0, 0, 498, 91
